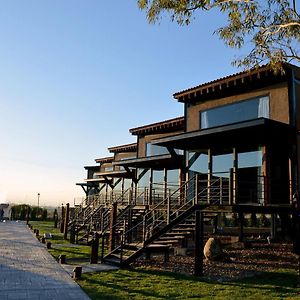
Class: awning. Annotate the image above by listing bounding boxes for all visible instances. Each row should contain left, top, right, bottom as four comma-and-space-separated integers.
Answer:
113, 154, 184, 170
152, 118, 296, 151
84, 178, 112, 183
94, 170, 135, 179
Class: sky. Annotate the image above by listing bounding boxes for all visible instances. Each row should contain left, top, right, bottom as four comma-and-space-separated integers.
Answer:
0, 1, 246, 207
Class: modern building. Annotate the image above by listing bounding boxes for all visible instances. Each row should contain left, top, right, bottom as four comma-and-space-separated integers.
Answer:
73, 63, 300, 274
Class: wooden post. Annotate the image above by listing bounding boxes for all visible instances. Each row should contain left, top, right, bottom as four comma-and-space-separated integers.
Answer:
60, 205, 65, 233
72, 266, 82, 279
70, 222, 76, 244
271, 213, 277, 239
90, 233, 99, 264
59, 254, 66, 264
109, 202, 117, 252
167, 195, 170, 224
26, 206, 30, 225
63, 203, 70, 240
208, 149, 212, 204
238, 212, 244, 242
194, 174, 198, 205
101, 234, 105, 263
149, 169, 153, 206
127, 207, 133, 243
229, 169, 233, 205
233, 148, 238, 204
164, 168, 168, 200
194, 210, 203, 276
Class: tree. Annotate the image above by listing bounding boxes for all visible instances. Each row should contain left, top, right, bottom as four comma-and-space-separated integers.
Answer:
137, 0, 300, 71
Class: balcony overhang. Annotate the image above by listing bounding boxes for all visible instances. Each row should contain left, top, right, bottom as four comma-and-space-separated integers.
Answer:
94, 169, 135, 179
84, 177, 112, 183
152, 118, 296, 151
113, 154, 184, 170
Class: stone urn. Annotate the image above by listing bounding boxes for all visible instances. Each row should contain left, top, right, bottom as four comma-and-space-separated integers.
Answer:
203, 237, 223, 261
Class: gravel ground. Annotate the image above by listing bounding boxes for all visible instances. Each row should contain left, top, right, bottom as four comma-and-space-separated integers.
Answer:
133, 242, 298, 281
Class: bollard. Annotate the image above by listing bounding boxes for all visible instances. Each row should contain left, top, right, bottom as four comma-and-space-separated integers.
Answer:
33, 229, 37, 234
72, 266, 82, 279
35, 229, 39, 237
46, 242, 51, 249
59, 254, 66, 264
41, 237, 46, 244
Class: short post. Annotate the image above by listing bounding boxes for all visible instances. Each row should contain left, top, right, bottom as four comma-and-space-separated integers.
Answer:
90, 233, 99, 264
63, 203, 70, 240
59, 254, 66, 264
46, 242, 51, 249
41, 237, 46, 244
72, 266, 82, 279
35, 229, 39, 237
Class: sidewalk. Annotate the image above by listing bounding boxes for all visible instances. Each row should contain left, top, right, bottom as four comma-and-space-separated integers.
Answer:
0, 221, 91, 300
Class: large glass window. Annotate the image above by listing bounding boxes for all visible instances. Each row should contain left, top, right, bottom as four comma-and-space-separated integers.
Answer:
212, 153, 232, 178
188, 152, 208, 174
146, 143, 169, 156
200, 96, 269, 129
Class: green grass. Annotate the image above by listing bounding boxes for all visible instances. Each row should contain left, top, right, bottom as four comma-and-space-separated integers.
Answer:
78, 268, 300, 300
32, 221, 300, 299
30, 221, 92, 263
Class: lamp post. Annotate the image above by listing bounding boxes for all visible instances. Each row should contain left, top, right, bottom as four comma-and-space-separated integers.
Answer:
37, 193, 40, 209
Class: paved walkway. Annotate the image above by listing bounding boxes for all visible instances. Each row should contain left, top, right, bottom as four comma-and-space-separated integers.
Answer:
0, 221, 91, 300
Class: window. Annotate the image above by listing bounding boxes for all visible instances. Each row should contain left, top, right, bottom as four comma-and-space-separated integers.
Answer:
200, 96, 269, 129
146, 143, 169, 156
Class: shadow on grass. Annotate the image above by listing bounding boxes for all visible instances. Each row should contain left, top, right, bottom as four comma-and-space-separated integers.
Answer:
79, 267, 300, 300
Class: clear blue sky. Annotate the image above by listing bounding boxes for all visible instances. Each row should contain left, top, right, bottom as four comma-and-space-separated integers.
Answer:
0, 0, 244, 206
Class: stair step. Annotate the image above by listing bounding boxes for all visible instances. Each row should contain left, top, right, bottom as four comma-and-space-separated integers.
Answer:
153, 239, 180, 244
159, 235, 185, 240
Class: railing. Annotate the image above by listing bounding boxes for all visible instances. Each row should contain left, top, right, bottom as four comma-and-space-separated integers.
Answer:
107, 174, 223, 258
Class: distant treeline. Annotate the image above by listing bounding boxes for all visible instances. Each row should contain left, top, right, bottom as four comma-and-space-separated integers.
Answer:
10, 204, 49, 221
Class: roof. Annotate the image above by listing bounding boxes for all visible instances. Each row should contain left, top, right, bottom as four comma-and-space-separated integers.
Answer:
152, 118, 296, 151
174, 63, 298, 103
108, 143, 137, 153
113, 154, 184, 170
94, 169, 136, 179
95, 156, 114, 164
84, 165, 99, 171
130, 116, 185, 136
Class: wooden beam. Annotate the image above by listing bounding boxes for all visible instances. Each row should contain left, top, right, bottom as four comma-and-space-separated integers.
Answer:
194, 210, 203, 276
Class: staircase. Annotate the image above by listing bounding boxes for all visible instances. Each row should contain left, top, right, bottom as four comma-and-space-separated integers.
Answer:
102, 173, 230, 266
72, 187, 142, 243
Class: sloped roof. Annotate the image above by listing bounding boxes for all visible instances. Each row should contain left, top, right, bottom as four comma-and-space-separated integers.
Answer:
108, 143, 137, 153
130, 116, 184, 136
174, 63, 298, 103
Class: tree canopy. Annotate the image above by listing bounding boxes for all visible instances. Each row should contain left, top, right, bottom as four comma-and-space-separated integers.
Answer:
137, 0, 300, 70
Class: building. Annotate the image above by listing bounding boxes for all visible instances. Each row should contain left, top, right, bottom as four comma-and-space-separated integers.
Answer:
73, 63, 300, 274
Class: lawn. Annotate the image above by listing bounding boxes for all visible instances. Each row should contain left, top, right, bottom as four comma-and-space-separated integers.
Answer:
30, 220, 92, 263
32, 221, 300, 299
78, 268, 300, 300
